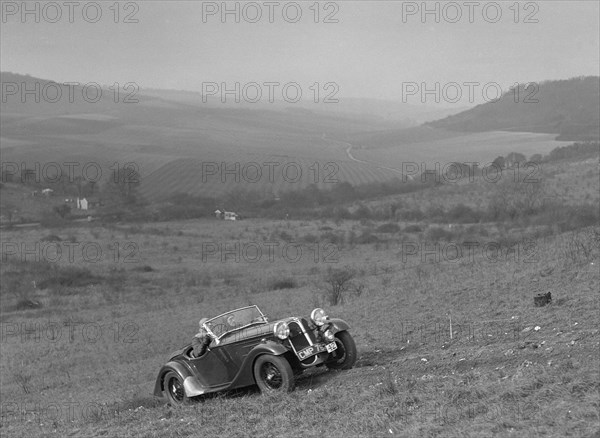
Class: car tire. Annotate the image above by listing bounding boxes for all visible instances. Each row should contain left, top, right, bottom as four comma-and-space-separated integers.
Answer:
326, 331, 357, 370
253, 355, 295, 393
163, 371, 189, 405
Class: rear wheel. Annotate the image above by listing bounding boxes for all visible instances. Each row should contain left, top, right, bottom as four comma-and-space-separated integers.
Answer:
253, 355, 295, 393
326, 331, 357, 370
163, 371, 189, 405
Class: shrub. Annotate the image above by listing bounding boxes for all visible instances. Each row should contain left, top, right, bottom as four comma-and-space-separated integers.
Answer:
269, 278, 297, 290
41, 234, 62, 242
353, 204, 372, 220
323, 266, 355, 305
53, 204, 71, 219
356, 230, 379, 244
223, 275, 239, 286
563, 228, 600, 265
425, 227, 454, 242
278, 231, 294, 242
377, 223, 401, 233
447, 203, 480, 223
425, 205, 445, 221
300, 233, 319, 244
320, 231, 344, 245
14, 298, 43, 311
133, 265, 154, 272
37, 266, 98, 289
404, 224, 422, 233
399, 209, 425, 221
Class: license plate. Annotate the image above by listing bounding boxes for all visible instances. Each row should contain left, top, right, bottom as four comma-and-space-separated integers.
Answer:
297, 346, 317, 360
297, 342, 337, 360
326, 342, 337, 353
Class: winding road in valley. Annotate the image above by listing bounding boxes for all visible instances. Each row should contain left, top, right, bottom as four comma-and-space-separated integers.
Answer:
322, 134, 414, 180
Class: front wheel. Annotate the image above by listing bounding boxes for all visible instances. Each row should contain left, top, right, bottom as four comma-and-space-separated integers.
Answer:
253, 355, 295, 393
163, 371, 189, 405
327, 331, 357, 370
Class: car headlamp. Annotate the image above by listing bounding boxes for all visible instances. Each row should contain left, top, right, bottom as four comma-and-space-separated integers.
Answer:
273, 322, 290, 340
311, 308, 328, 326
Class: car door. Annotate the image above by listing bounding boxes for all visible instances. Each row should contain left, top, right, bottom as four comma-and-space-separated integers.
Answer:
188, 345, 234, 388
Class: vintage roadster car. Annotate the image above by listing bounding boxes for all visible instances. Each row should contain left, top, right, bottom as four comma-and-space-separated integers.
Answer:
154, 305, 356, 404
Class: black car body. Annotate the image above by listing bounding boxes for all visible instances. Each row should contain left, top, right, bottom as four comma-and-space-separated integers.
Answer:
154, 305, 356, 403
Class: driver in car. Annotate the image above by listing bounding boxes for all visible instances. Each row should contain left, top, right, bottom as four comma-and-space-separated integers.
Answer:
191, 318, 212, 358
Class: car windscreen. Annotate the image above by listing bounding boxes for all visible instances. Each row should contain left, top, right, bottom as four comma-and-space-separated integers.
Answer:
206, 307, 266, 338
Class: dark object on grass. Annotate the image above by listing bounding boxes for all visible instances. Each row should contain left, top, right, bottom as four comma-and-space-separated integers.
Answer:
154, 305, 357, 404
534, 292, 552, 307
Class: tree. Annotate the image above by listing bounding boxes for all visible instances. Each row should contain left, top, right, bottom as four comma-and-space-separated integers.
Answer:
53, 204, 71, 219
105, 165, 141, 202
324, 266, 355, 305
505, 152, 526, 168
487, 179, 546, 220
2, 203, 18, 223
492, 156, 506, 169
529, 154, 543, 163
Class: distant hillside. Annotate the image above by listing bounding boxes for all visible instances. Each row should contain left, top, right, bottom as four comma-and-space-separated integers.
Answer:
141, 89, 465, 125
0, 72, 410, 200
2, 72, 594, 202
427, 77, 600, 141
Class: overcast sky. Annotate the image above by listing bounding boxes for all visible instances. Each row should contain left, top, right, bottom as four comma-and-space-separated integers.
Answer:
1, 1, 599, 103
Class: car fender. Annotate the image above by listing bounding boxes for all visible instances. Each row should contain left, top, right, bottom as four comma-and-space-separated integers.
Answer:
230, 340, 290, 388
153, 361, 194, 397
327, 318, 350, 334
251, 340, 289, 356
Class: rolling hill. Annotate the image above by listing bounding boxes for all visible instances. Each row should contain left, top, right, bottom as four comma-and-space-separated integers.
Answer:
427, 77, 600, 141
1, 72, 595, 202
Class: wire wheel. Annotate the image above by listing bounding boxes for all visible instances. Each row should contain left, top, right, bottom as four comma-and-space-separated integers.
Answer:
163, 371, 187, 404
253, 355, 295, 393
326, 331, 357, 370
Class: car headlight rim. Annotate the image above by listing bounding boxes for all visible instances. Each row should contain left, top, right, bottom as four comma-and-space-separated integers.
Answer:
273, 322, 290, 340
311, 308, 328, 326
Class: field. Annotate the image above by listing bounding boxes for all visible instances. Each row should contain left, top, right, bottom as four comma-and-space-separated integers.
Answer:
1, 73, 573, 201
1, 159, 598, 437
348, 130, 571, 170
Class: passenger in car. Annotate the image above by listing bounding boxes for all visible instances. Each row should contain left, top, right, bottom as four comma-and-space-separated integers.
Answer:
192, 318, 212, 357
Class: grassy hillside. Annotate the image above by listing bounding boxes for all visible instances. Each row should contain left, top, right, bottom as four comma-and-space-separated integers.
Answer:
0, 221, 597, 438
427, 77, 600, 141
0, 155, 598, 437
